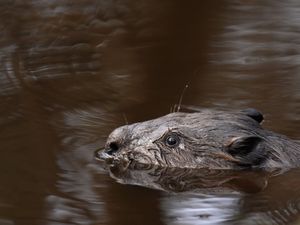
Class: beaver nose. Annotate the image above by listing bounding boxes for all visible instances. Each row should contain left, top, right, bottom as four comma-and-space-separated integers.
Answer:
105, 142, 120, 155
94, 148, 104, 160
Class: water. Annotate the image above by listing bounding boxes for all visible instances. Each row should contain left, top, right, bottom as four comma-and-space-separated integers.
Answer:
1, 0, 300, 224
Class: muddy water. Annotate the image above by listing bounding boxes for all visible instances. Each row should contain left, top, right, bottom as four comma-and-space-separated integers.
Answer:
1, 1, 300, 225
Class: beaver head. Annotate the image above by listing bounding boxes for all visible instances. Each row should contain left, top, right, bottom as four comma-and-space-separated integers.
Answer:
96, 108, 300, 169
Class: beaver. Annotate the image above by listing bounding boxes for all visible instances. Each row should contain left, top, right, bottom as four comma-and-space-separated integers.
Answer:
95, 108, 300, 170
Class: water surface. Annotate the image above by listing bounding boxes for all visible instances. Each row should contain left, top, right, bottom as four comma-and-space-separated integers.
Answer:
1, 1, 300, 225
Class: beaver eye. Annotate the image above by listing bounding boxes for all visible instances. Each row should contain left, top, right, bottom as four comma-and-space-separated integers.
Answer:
165, 133, 180, 147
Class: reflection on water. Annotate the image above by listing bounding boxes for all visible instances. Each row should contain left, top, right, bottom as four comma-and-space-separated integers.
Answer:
106, 163, 270, 193
161, 195, 240, 225
1, 0, 300, 225
103, 162, 300, 225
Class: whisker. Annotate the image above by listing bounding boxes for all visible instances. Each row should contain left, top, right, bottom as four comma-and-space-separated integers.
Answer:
170, 105, 175, 113
176, 84, 189, 112
122, 113, 129, 125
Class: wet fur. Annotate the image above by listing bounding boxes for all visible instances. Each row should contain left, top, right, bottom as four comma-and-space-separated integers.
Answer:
98, 109, 300, 170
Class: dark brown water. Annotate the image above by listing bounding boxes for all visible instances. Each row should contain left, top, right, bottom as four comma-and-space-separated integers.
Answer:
1, 1, 300, 225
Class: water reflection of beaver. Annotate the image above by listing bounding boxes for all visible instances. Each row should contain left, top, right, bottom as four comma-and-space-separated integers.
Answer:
100, 161, 300, 225
96, 108, 300, 170
107, 163, 270, 193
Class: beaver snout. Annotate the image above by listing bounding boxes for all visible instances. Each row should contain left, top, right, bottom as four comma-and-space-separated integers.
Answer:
101, 125, 130, 156
94, 148, 116, 164
105, 142, 120, 155
94, 139, 121, 161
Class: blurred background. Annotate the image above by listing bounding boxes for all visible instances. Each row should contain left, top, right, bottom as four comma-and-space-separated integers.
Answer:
1, 0, 300, 225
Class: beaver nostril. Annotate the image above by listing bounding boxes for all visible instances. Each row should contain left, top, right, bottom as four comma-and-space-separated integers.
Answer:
106, 142, 119, 155
110, 142, 119, 151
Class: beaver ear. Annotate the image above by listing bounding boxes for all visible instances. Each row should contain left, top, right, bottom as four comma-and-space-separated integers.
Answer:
226, 136, 266, 166
241, 108, 264, 123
